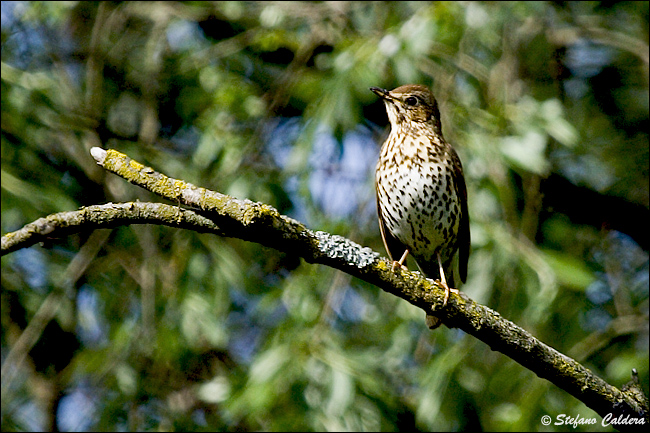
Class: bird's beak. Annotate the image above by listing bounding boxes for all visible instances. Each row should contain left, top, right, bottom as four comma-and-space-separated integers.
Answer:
370, 87, 391, 100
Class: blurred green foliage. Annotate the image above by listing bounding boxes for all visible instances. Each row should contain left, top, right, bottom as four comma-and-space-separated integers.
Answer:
1, 1, 648, 431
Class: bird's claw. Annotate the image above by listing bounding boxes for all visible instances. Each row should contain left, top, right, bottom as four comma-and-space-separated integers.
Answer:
437, 280, 460, 307
390, 260, 409, 272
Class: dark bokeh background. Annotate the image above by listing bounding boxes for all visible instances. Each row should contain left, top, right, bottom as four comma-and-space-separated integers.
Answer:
1, 2, 648, 431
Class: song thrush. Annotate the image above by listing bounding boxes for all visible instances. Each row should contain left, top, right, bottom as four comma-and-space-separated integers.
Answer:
371, 84, 470, 329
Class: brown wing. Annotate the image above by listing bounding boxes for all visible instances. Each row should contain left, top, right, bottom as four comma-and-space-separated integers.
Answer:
453, 153, 470, 284
376, 189, 408, 263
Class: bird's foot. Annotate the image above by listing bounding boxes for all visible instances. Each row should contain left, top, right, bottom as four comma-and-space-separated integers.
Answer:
438, 279, 460, 307
391, 249, 410, 272
426, 282, 460, 329
391, 260, 409, 272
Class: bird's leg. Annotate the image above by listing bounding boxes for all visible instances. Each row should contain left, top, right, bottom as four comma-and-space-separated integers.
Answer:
391, 249, 410, 272
437, 254, 459, 307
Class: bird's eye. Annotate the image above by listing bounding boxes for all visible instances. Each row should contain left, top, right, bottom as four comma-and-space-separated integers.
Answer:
405, 96, 418, 106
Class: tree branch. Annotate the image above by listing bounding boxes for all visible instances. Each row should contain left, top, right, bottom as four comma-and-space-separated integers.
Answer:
2, 147, 647, 430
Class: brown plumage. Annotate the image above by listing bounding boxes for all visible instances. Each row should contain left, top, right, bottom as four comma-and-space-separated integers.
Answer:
371, 84, 470, 328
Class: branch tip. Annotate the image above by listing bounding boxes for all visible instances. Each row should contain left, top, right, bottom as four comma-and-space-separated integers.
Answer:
90, 147, 107, 164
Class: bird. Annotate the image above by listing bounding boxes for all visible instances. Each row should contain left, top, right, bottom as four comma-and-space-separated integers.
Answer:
371, 84, 470, 329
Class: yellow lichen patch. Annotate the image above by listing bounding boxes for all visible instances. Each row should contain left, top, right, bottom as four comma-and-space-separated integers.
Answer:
128, 158, 145, 171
